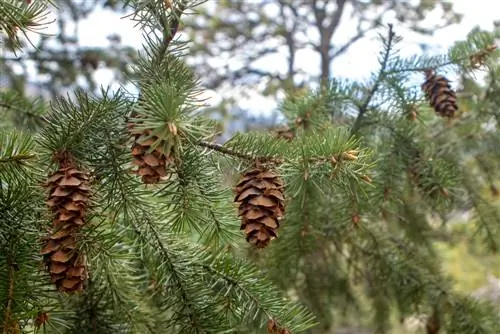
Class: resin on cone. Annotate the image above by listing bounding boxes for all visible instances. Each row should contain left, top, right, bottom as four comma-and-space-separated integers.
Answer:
128, 119, 175, 184
234, 166, 285, 248
41, 158, 90, 293
421, 69, 458, 118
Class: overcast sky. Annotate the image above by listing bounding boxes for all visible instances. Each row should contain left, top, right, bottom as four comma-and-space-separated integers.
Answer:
33, 0, 499, 115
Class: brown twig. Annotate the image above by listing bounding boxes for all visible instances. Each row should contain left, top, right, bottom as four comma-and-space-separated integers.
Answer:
197, 140, 280, 163
197, 141, 366, 171
2, 261, 17, 334
155, 0, 185, 64
350, 24, 395, 137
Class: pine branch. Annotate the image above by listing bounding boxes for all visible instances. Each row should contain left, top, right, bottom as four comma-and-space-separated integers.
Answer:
0, 130, 36, 181
0, 0, 53, 48
197, 140, 278, 162
0, 91, 47, 133
350, 24, 396, 136
0, 153, 35, 164
156, 0, 185, 64
2, 261, 16, 334
129, 216, 217, 332
127, 0, 194, 123
200, 253, 317, 332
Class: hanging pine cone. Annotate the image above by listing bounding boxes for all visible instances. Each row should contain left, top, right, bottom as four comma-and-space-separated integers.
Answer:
128, 118, 176, 184
421, 69, 458, 118
41, 157, 90, 293
234, 166, 285, 248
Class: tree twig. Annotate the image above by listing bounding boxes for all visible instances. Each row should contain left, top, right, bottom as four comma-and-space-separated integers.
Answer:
2, 261, 17, 334
350, 24, 395, 137
197, 140, 280, 163
155, 0, 185, 64
0, 154, 36, 164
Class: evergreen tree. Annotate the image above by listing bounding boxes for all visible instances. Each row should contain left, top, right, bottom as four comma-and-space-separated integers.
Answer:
184, 0, 463, 95
1, 1, 500, 334
0, 0, 135, 98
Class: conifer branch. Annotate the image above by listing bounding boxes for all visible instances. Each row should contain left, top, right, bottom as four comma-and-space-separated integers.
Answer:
350, 24, 395, 136
129, 0, 187, 121
197, 140, 278, 162
155, 0, 185, 64
0, 102, 46, 123
132, 218, 204, 331
199, 255, 317, 332
2, 261, 16, 334
201, 264, 275, 320
0, 153, 36, 164
197, 140, 366, 168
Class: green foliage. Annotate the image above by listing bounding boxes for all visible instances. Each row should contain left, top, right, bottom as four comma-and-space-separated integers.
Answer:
0, 91, 47, 132
1, 1, 500, 334
0, 0, 51, 48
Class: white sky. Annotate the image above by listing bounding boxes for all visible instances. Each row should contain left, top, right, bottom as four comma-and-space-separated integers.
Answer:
29, 0, 500, 115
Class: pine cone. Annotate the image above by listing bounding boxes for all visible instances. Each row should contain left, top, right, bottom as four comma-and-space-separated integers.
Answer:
41, 161, 90, 293
421, 69, 458, 118
234, 167, 285, 248
267, 319, 291, 334
128, 119, 176, 184
275, 127, 295, 141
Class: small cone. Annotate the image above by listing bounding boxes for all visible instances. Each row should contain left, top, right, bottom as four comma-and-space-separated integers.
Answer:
128, 119, 175, 184
42, 157, 89, 293
421, 69, 458, 118
234, 166, 285, 248
275, 127, 295, 141
267, 319, 291, 334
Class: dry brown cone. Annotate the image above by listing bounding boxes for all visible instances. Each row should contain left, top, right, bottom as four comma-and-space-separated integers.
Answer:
421, 69, 458, 118
234, 166, 285, 248
128, 119, 176, 184
41, 157, 90, 293
267, 319, 291, 334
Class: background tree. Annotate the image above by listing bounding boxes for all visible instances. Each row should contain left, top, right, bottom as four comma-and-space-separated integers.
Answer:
184, 0, 462, 95
0, 0, 135, 99
2, 1, 500, 334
